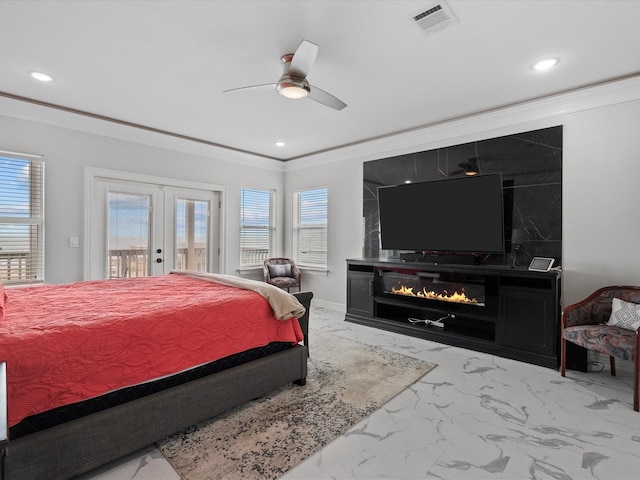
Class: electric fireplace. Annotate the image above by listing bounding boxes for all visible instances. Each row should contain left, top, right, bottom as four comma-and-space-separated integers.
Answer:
379, 269, 486, 308
373, 266, 499, 341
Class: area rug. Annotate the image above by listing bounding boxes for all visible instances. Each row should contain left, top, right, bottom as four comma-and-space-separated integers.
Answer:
157, 329, 436, 480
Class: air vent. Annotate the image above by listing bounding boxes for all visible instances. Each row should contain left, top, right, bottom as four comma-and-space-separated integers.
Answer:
410, 2, 459, 36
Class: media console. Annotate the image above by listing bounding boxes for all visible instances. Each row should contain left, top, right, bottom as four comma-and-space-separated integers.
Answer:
345, 258, 586, 370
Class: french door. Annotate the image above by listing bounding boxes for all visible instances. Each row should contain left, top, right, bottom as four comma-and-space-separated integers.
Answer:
88, 176, 220, 280
164, 186, 220, 274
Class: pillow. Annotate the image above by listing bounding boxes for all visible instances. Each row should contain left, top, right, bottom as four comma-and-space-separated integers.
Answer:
606, 297, 640, 331
269, 264, 292, 278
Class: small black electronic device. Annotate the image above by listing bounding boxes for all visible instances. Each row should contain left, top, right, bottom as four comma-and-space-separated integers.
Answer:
528, 257, 554, 272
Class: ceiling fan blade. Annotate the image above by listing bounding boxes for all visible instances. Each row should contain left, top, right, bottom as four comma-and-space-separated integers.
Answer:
289, 40, 319, 78
223, 83, 277, 94
307, 85, 347, 111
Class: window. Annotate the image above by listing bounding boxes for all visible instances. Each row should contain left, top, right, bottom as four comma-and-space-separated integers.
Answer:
0, 152, 45, 285
293, 187, 327, 268
240, 187, 275, 266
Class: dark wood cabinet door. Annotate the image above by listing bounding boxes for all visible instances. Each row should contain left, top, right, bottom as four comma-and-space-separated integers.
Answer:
347, 273, 374, 318
497, 288, 557, 356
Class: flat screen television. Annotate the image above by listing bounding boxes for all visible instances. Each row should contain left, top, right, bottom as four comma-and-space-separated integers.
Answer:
378, 174, 505, 254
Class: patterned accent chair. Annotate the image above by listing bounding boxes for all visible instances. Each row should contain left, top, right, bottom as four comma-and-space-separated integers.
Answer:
560, 286, 640, 411
263, 258, 301, 292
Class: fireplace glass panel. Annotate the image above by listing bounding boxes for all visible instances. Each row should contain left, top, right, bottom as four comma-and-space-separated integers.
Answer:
380, 270, 486, 307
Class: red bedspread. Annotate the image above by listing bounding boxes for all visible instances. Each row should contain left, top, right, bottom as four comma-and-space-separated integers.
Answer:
0, 274, 304, 428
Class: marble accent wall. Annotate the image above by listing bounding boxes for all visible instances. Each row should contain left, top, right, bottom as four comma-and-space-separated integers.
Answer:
363, 126, 563, 266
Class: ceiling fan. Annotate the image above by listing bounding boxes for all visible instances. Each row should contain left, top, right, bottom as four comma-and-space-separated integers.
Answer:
223, 40, 347, 111
448, 157, 480, 176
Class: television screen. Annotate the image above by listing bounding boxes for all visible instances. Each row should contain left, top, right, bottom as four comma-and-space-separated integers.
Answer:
378, 174, 504, 254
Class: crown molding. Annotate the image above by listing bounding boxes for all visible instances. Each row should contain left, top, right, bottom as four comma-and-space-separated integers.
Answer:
0, 93, 286, 172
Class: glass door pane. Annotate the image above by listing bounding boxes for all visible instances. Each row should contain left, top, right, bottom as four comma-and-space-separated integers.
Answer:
107, 192, 151, 278
175, 198, 209, 271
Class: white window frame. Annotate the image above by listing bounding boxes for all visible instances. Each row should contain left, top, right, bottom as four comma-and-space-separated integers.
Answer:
0, 150, 45, 285
240, 187, 276, 267
293, 186, 328, 269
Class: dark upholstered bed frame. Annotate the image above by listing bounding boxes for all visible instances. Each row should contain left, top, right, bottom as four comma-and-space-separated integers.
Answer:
2, 291, 313, 480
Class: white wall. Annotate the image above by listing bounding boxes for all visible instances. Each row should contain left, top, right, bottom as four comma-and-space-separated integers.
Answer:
0, 114, 285, 285
562, 100, 640, 302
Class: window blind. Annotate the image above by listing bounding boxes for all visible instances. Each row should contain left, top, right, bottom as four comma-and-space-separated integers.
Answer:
293, 187, 327, 267
0, 152, 45, 285
240, 187, 275, 266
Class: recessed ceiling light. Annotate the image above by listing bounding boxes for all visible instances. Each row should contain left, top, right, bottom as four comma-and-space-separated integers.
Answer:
531, 58, 559, 72
275, 141, 286, 147
404, 180, 412, 184
30, 71, 54, 82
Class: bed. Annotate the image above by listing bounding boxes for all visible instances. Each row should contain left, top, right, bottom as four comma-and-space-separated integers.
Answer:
0, 271, 312, 480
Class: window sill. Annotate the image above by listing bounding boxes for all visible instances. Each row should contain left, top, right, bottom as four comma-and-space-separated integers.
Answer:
298, 266, 329, 276
237, 265, 329, 277
5, 282, 45, 289
237, 265, 263, 276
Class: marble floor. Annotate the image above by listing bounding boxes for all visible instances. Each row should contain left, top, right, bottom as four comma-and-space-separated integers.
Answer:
79, 305, 640, 480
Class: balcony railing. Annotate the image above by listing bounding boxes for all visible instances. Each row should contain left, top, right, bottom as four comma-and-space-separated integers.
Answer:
175, 247, 207, 272
111, 248, 293, 273
0, 251, 29, 282
108, 247, 208, 278
109, 249, 149, 278
240, 248, 269, 266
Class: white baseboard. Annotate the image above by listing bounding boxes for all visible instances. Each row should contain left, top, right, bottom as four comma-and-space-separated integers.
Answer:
310, 298, 346, 313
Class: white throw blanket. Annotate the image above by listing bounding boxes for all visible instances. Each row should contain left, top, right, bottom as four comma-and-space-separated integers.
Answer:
170, 270, 306, 320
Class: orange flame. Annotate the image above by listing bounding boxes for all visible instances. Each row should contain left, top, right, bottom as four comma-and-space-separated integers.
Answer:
390, 285, 479, 305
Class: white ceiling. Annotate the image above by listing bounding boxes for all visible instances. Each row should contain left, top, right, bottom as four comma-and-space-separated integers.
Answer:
1, 0, 640, 161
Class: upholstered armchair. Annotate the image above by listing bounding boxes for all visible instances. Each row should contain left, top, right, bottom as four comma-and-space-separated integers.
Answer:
263, 258, 301, 292
560, 286, 640, 411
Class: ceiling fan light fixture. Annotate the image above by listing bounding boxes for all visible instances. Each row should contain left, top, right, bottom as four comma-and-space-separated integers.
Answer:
277, 78, 310, 99
279, 85, 308, 99
462, 157, 479, 176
